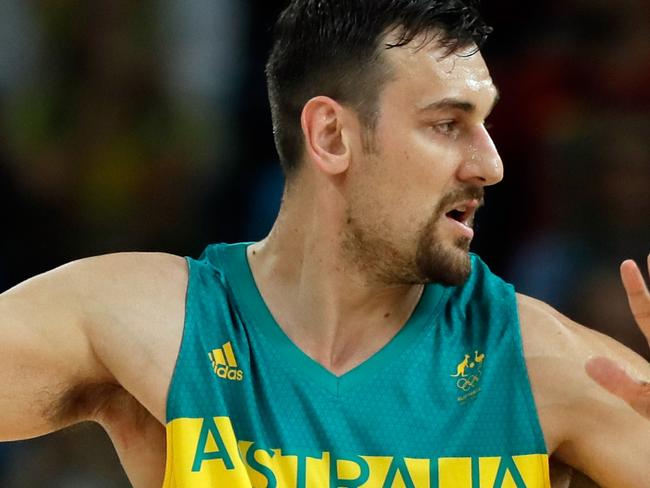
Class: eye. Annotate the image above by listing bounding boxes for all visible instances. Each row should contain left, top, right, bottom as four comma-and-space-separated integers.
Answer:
433, 120, 459, 137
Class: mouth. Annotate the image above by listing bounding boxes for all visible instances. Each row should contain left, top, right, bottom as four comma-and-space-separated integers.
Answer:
445, 199, 480, 224
443, 199, 480, 238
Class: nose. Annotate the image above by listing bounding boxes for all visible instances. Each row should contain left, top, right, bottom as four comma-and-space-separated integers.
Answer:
457, 125, 504, 186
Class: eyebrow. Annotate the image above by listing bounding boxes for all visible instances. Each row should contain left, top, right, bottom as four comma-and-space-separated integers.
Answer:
419, 87, 501, 116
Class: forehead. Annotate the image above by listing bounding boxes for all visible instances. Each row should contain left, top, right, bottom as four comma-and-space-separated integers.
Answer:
380, 35, 496, 110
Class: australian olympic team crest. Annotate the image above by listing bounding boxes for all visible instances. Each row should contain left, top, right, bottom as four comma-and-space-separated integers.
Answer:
451, 350, 485, 403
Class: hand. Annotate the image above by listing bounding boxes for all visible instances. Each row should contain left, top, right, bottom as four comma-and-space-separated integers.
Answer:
585, 255, 650, 419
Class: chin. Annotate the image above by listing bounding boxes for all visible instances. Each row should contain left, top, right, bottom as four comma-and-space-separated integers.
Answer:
415, 238, 472, 286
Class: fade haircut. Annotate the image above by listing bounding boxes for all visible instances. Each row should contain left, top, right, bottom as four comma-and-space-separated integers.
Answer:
265, 0, 492, 177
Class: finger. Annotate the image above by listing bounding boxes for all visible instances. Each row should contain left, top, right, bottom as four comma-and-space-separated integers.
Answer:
586, 356, 650, 419
620, 259, 650, 335
621, 259, 648, 296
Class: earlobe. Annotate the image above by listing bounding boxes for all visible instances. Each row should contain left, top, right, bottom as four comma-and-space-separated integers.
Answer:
301, 96, 350, 176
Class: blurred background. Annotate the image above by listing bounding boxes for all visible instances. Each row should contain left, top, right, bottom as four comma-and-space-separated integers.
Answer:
0, 0, 648, 485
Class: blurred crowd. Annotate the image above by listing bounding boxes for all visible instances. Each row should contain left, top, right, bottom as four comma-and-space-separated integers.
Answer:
0, 0, 648, 485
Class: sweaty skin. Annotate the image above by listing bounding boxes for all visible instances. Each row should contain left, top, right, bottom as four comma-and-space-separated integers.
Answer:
0, 36, 647, 487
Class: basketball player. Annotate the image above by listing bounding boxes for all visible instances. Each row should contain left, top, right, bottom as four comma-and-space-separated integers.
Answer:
1, 1, 649, 486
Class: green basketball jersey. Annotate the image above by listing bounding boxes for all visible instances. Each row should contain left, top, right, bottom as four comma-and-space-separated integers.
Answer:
163, 243, 550, 487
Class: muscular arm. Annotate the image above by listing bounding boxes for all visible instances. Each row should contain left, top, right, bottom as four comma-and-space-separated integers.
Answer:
0, 261, 111, 439
519, 294, 650, 488
0, 253, 187, 486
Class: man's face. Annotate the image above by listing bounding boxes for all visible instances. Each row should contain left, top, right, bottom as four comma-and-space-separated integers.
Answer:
343, 36, 502, 286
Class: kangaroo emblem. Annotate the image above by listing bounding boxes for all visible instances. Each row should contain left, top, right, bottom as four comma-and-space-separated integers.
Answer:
453, 351, 487, 400
474, 350, 485, 365
451, 354, 471, 377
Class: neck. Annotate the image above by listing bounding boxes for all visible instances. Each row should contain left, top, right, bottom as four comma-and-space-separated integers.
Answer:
247, 182, 423, 376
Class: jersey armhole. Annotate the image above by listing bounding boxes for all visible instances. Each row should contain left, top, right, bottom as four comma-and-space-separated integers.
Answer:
164, 256, 193, 425
509, 284, 550, 456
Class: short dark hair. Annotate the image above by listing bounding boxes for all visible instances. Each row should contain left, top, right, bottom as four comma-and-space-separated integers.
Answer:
265, 0, 492, 176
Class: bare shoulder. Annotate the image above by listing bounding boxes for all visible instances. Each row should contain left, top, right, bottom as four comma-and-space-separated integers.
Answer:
517, 293, 650, 486
57, 251, 188, 290
0, 252, 188, 441
516, 293, 648, 384
52, 252, 187, 487
66, 252, 189, 424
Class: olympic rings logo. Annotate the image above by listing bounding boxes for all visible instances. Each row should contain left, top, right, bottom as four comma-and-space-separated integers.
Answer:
451, 351, 486, 396
456, 375, 481, 391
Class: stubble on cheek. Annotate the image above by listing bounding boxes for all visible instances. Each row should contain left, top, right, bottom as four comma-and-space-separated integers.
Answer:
342, 214, 416, 285
341, 185, 477, 286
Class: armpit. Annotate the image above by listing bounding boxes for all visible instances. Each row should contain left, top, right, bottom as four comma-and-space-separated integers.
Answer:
550, 458, 601, 488
48, 382, 140, 427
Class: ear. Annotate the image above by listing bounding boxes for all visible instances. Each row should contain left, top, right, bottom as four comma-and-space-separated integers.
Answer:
300, 96, 351, 176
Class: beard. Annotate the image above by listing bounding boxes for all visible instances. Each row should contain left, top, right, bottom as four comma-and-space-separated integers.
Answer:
343, 187, 483, 287
413, 216, 472, 286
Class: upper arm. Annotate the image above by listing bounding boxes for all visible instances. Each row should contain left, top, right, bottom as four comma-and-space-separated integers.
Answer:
518, 293, 650, 488
0, 260, 111, 439
0, 252, 188, 441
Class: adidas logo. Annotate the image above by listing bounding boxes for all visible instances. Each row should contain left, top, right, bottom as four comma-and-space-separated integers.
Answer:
209, 341, 244, 381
